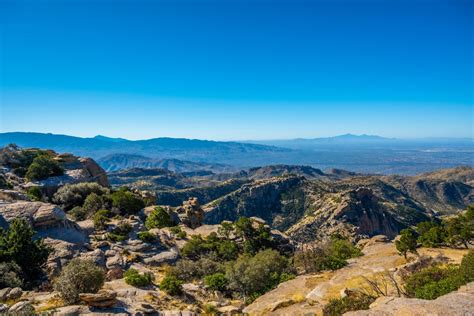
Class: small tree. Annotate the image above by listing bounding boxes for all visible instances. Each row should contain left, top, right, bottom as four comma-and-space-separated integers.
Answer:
145, 206, 175, 229
446, 216, 473, 249
0, 218, 50, 286
395, 228, 418, 259
54, 259, 105, 304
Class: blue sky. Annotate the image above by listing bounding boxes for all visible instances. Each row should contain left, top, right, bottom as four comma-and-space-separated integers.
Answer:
1, 0, 472, 140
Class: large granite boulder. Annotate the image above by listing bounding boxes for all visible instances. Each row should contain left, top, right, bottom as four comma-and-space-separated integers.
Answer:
0, 201, 86, 243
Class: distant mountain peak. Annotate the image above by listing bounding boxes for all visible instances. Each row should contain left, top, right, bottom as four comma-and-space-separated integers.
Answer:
93, 135, 128, 142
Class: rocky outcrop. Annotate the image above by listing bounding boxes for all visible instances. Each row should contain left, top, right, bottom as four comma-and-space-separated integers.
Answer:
346, 282, 474, 316
204, 175, 305, 230
34, 154, 109, 190
0, 201, 86, 243
175, 197, 204, 229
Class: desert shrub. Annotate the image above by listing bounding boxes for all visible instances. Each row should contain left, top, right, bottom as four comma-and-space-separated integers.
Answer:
82, 193, 104, 217
169, 226, 187, 239
25, 155, 63, 181
395, 228, 418, 259
137, 231, 157, 243
181, 233, 239, 261
294, 236, 360, 273
145, 206, 175, 229
26, 186, 42, 201
0, 218, 50, 286
202, 304, 219, 314
404, 265, 464, 299
169, 258, 224, 282
0, 262, 23, 288
279, 272, 296, 283
322, 293, 375, 316
160, 275, 183, 295
107, 221, 132, 242
226, 249, 289, 299
329, 235, 363, 260
204, 272, 228, 291
54, 258, 105, 304
69, 206, 87, 221
109, 188, 145, 215
54, 182, 109, 210
124, 268, 154, 287
459, 249, 474, 282
93, 209, 111, 230
176, 230, 187, 239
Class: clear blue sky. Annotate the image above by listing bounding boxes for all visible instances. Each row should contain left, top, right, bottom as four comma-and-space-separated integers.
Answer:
1, 0, 472, 140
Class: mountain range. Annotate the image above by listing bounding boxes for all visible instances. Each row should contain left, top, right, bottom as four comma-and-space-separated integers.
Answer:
1, 132, 472, 175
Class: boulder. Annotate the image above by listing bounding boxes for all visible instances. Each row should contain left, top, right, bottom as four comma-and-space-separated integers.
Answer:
7, 287, 23, 300
0, 201, 86, 243
175, 197, 204, 229
0, 304, 8, 313
79, 290, 117, 308
143, 248, 178, 266
79, 249, 106, 267
106, 253, 125, 269
8, 301, 35, 314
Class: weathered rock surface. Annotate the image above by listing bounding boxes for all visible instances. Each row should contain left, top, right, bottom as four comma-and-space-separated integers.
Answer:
175, 197, 204, 229
346, 282, 474, 316
79, 290, 117, 308
0, 201, 86, 243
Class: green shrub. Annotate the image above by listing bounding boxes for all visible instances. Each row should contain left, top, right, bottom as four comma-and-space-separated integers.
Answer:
107, 221, 132, 242
330, 236, 362, 260
26, 186, 42, 201
54, 182, 109, 210
145, 206, 175, 229
93, 209, 111, 230
181, 234, 239, 261
322, 293, 375, 316
169, 258, 224, 282
109, 188, 145, 215
404, 265, 464, 299
279, 272, 296, 283
54, 259, 105, 304
204, 272, 228, 291
124, 268, 154, 287
69, 206, 87, 221
0, 262, 23, 288
137, 231, 157, 243
82, 193, 104, 217
293, 237, 360, 273
25, 155, 63, 181
160, 275, 183, 295
226, 249, 289, 298
459, 250, 474, 282
176, 231, 187, 239
0, 218, 50, 286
